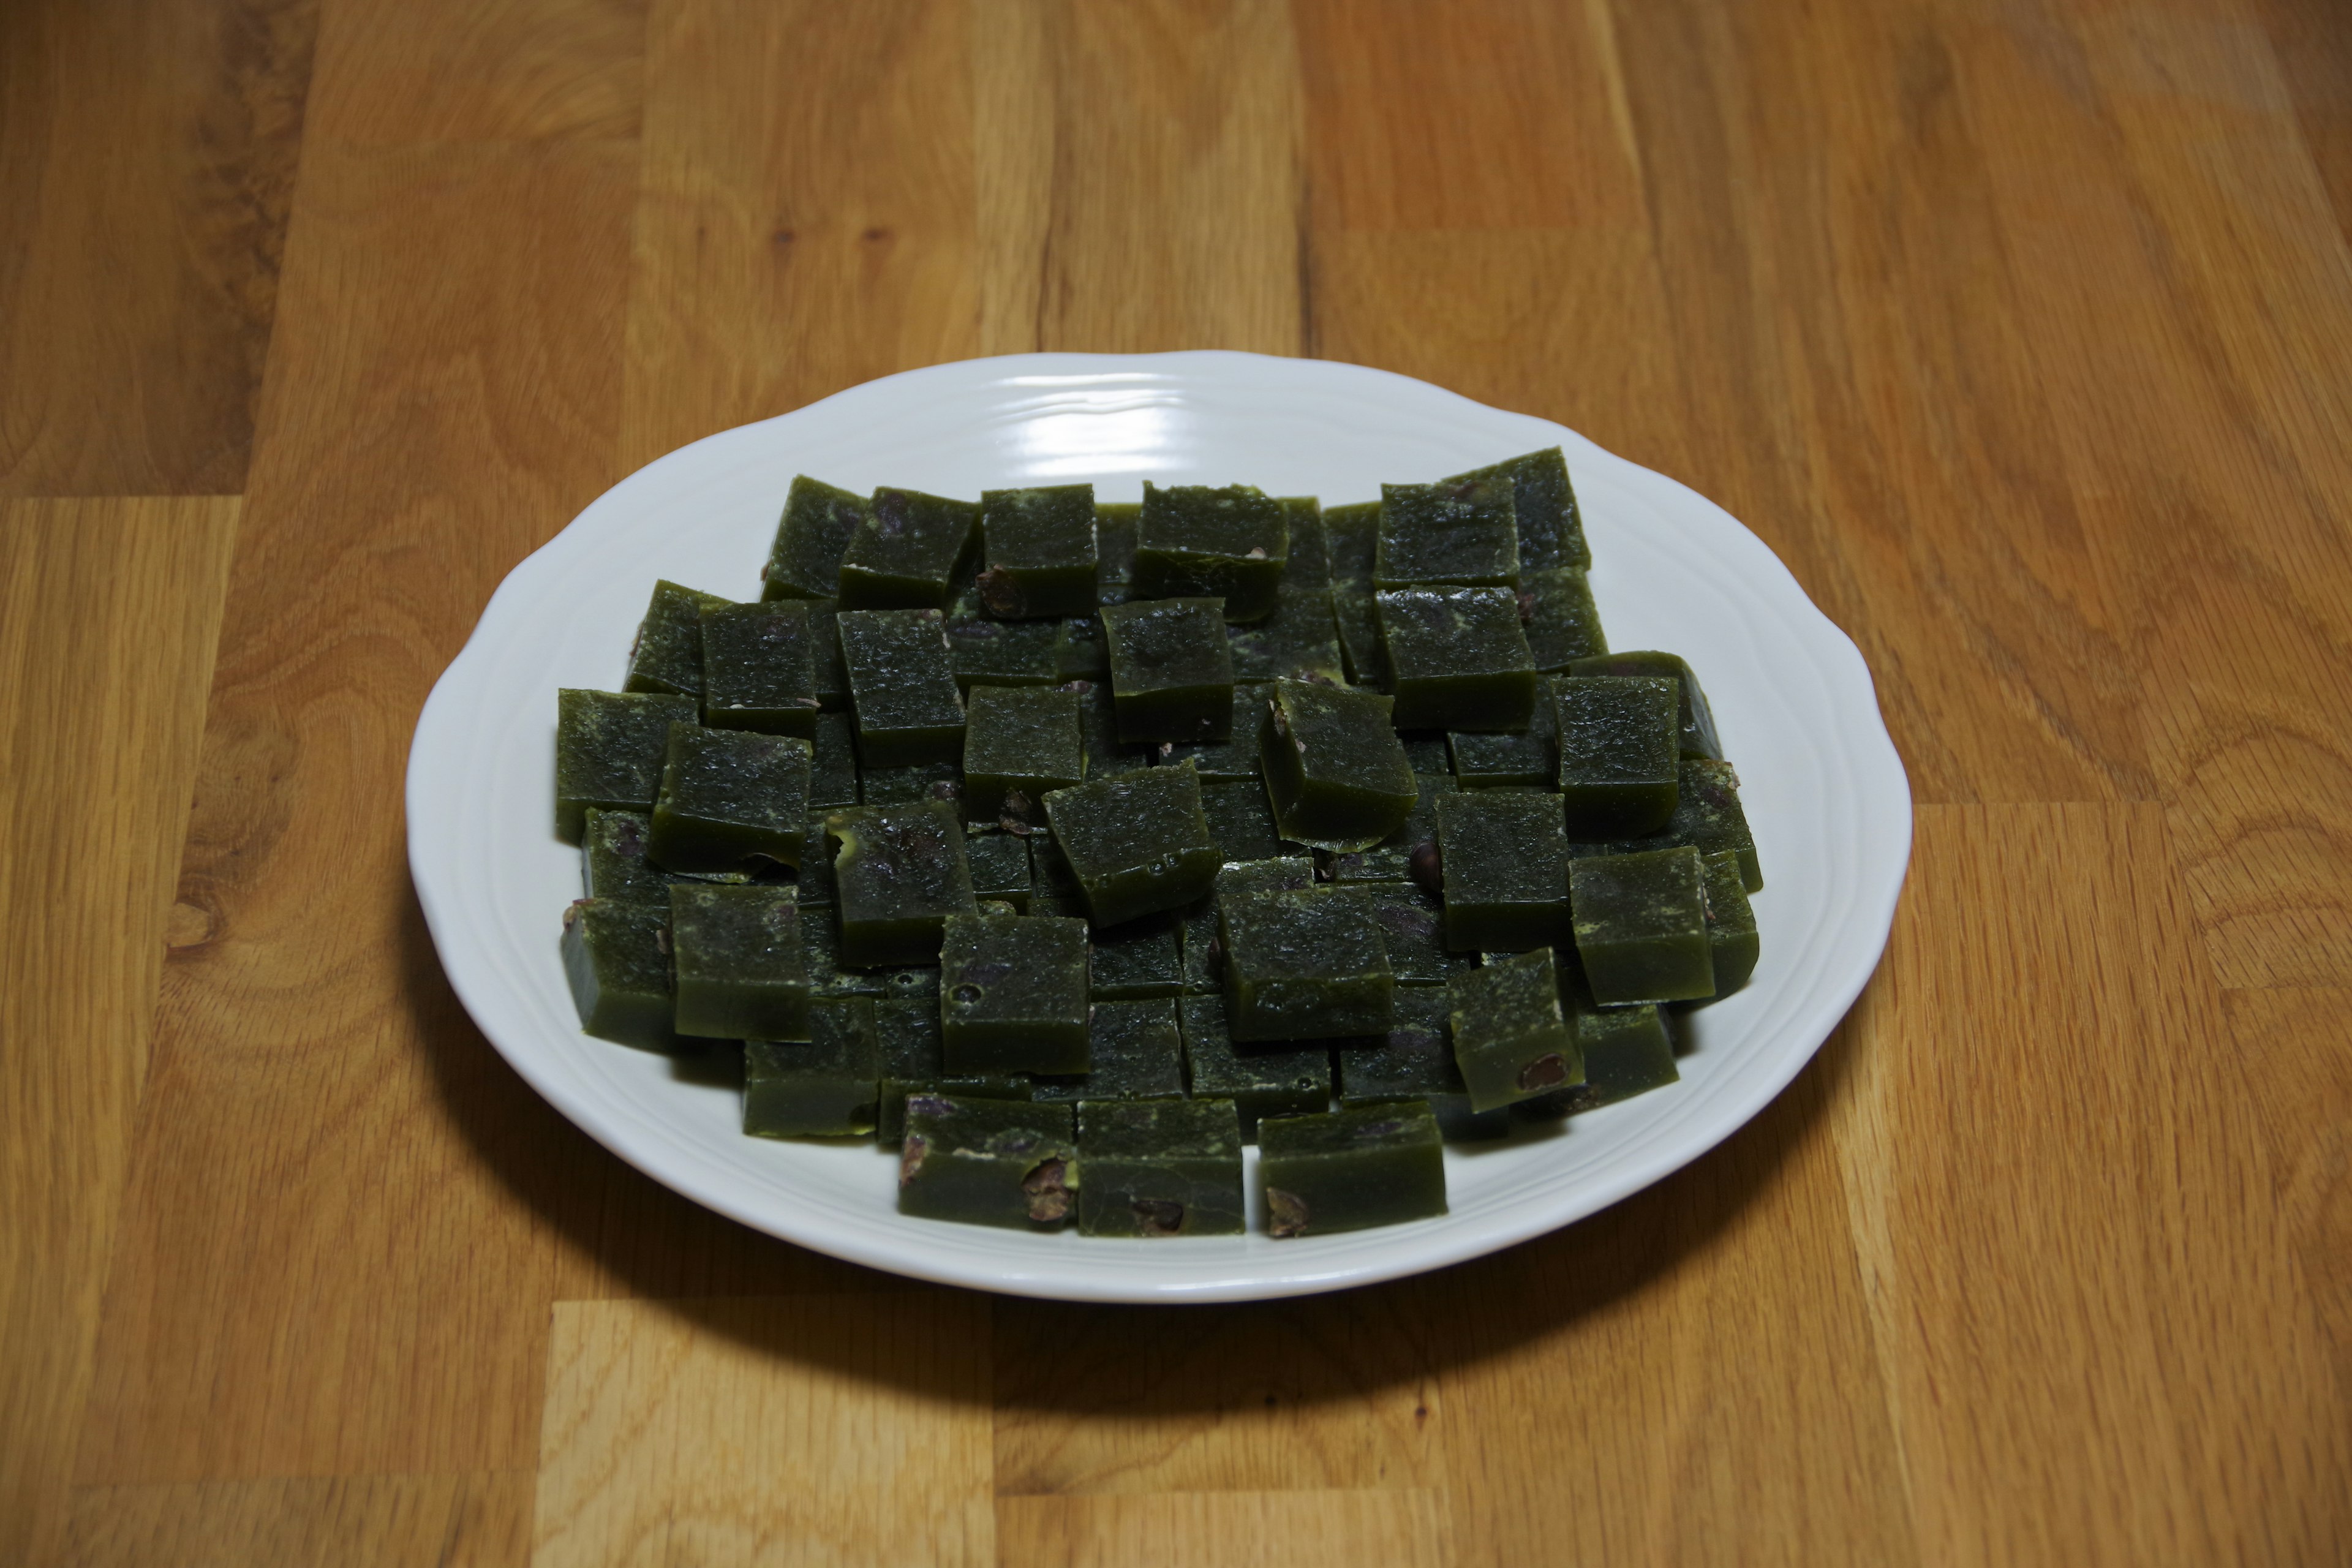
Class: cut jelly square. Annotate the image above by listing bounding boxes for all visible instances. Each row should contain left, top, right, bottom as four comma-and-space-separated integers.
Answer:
581, 808, 671, 903
1158, 684, 1268, 782
1376, 586, 1538, 732
1055, 615, 1110, 681
1041, 762, 1221, 925
808, 710, 859, 810
1449, 949, 1583, 1112
1343, 879, 1467, 987
556, 688, 698, 842
860, 762, 960, 807
1259, 1102, 1447, 1237
669, 883, 809, 1041
839, 486, 979, 609
962, 684, 1084, 827
1227, 584, 1344, 685
944, 597, 1061, 692
978, 484, 1098, 619
743, 998, 880, 1137
1569, 845, 1716, 1004
897, 1094, 1079, 1228
1553, 674, 1679, 838
1567, 650, 1721, 760
1178, 994, 1329, 1140
1670, 757, 1760, 892
1220, 885, 1395, 1042
648, 723, 813, 874
1072, 679, 1153, 776
1101, 597, 1237, 744
839, 608, 966, 767
874, 998, 1027, 1147
1087, 913, 1183, 999
1095, 501, 1138, 604
560, 899, 677, 1050
1030, 997, 1185, 1104
1200, 776, 1284, 863
1518, 567, 1607, 671
1700, 848, 1758, 994
1323, 499, 1378, 585
1278, 497, 1330, 590
625, 580, 733, 698
1337, 985, 1551, 1141
828, 801, 978, 966
1450, 715, 1555, 790
1136, 481, 1288, 622
701, 600, 820, 737
1375, 474, 1520, 588
1077, 1097, 1246, 1237
1441, 446, 1589, 571
1436, 790, 1570, 951
1553, 947, 1679, 1111
762, 475, 870, 601
938, 911, 1091, 1075
1260, 678, 1415, 851
962, 831, 1031, 913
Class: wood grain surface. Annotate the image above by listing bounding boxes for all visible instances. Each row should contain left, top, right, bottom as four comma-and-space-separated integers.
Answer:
3, 1, 2346, 1562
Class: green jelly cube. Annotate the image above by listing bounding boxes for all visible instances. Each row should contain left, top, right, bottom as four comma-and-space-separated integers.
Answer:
861, 762, 961, 807
1031, 997, 1185, 1104
1041, 763, 1221, 926
898, 1094, 1079, 1229
839, 608, 966, 767
1200, 777, 1284, 863
1184, 859, 1314, 995
1072, 679, 1153, 776
1323, 499, 1378, 584
582, 808, 671, 903
944, 599, 1061, 693
939, 911, 1091, 1074
978, 484, 1098, 619
648, 723, 813, 874
1077, 1097, 1246, 1238
1442, 446, 1589, 571
874, 998, 1027, 1147
1278, 498, 1330, 589
1450, 724, 1555, 790
1178, 895, 1221, 993
625, 580, 733, 698
1338, 986, 1543, 1142
1319, 771, 1455, 886
793, 817, 838, 905
743, 999, 880, 1137
1027, 829, 1080, 899
1556, 949, 1679, 1110
1221, 886, 1395, 1042
560, 899, 678, 1050
809, 712, 859, 810
700, 601, 820, 737
829, 802, 978, 966
802, 909, 878, 997
1567, 650, 1721, 760
1375, 474, 1520, 589
1554, 674, 1679, 839
1344, 880, 1468, 987
1436, 790, 1570, 951
1570, 846, 1716, 1004
1136, 481, 1289, 622
1157, 684, 1268, 782
1259, 1102, 1448, 1237
839, 486, 979, 609
1331, 584, 1389, 690
669, 884, 810, 1041
809, 600, 849, 709
1402, 735, 1451, 774
1178, 995, 1329, 1140
963, 831, 1032, 913
962, 684, 1083, 827
1087, 914, 1182, 999
1095, 502, 1138, 603
1673, 758, 1761, 892
1377, 586, 1538, 733
1055, 616, 1110, 680
1700, 848, 1759, 994
556, 688, 698, 842
1520, 568, 1607, 671
1449, 949, 1583, 1112
1101, 597, 1237, 744
1261, 678, 1415, 852
762, 475, 870, 601
1227, 584, 1344, 685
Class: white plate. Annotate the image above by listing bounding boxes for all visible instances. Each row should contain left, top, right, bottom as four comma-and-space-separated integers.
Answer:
407, 351, 1912, 1303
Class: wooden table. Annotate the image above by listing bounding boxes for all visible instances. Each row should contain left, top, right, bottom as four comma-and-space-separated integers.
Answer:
6, 1, 2348, 1562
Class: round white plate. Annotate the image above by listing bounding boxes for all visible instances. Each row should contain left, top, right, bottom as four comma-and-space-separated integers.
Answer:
407, 351, 1912, 1303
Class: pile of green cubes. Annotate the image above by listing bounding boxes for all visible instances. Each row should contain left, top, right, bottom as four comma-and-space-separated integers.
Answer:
554, 451, 1761, 1241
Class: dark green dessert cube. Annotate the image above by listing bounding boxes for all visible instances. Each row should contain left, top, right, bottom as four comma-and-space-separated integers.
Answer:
1570, 845, 1716, 1005
809, 711, 859, 810
1216, 855, 1317, 902
1027, 828, 1080, 898
555, 688, 698, 842
897, 1094, 1079, 1228
560, 899, 677, 1050
1450, 721, 1556, 790
1331, 584, 1389, 690
1317, 772, 1455, 885
700, 600, 820, 737
1157, 684, 1267, 781
1200, 777, 1283, 863
625, 580, 733, 698
828, 802, 978, 966
793, 817, 838, 905
1375, 474, 1519, 588
1554, 674, 1679, 839
1338, 986, 1536, 1141
1567, 650, 1721, 760
648, 723, 813, 874
962, 684, 1083, 827
669, 884, 809, 1041
582, 809, 671, 903
1186, 858, 1314, 994
1220, 886, 1395, 1042
1519, 568, 1607, 671
978, 484, 1098, 619
1260, 678, 1415, 852
861, 762, 961, 807
938, 911, 1091, 1074
1136, 481, 1288, 622
743, 999, 880, 1137
1436, 790, 1570, 951
1073, 680, 1152, 776
809, 600, 849, 709
1087, 914, 1182, 999
963, 831, 1031, 913
1699, 848, 1759, 994
1031, 997, 1184, 1104
1179, 895, 1221, 993
1278, 498, 1330, 589
1227, 584, 1344, 685
762, 475, 870, 601
1343, 880, 1468, 987
839, 486, 979, 609
1077, 1097, 1246, 1238
1673, 758, 1760, 892
1095, 501, 1138, 603
1101, 597, 1236, 743
944, 599, 1061, 692
1441, 446, 1589, 571
874, 998, 1027, 1147
1558, 949, 1678, 1110
839, 608, 966, 767
1259, 1102, 1447, 1237
1323, 499, 1378, 585
1449, 949, 1583, 1112
1377, 586, 1538, 732
1041, 763, 1221, 926
1178, 995, 1329, 1140
1055, 616, 1110, 680
803, 911, 884, 998
1401, 734, 1452, 775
